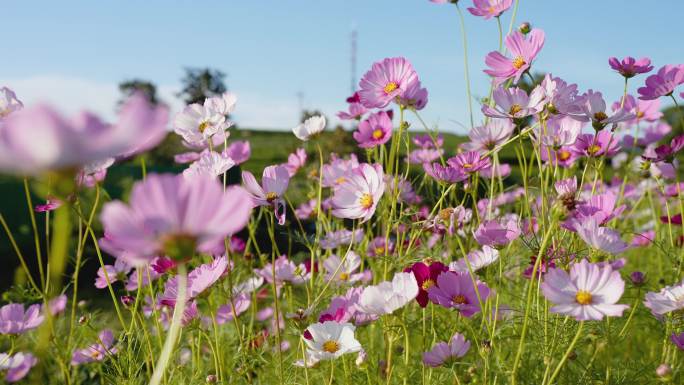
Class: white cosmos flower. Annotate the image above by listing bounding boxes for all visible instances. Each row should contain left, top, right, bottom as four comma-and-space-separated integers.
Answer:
206, 92, 237, 116
357, 272, 418, 316
573, 217, 628, 255
183, 150, 235, 179
232, 276, 264, 296
304, 321, 362, 361
174, 101, 231, 146
292, 115, 326, 141
450, 246, 500, 272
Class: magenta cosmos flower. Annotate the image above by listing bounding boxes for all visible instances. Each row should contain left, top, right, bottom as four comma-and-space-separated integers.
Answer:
424, 162, 468, 184
353, 110, 392, 148
427, 271, 491, 317
242, 165, 290, 225
0, 303, 44, 334
572, 130, 620, 158
484, 29, 545, 85
541, 259, 628, 321
0, 95, 168, 175
358, 57, 420, 108
608, 56, 653, 78
398, 80, 429, 110
0, 352, 37, 383
448, 151, 492, 174
637, 64, 684, 100
331, 163, 385, 223
404, 261, 448, 307
100, 174, 252, 265
71, 329, 118, 365
468, 0, 513, 19
422, 333, 470, 368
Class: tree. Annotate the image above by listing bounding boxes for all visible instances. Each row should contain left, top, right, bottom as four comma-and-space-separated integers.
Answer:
177, 68, 227, 105
118, 79, 160, 105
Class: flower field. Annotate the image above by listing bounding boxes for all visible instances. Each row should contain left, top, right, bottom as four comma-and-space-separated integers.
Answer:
1, 0, 684, 384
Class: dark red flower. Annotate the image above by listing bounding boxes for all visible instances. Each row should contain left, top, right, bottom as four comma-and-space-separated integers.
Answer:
404, 261, 448, 307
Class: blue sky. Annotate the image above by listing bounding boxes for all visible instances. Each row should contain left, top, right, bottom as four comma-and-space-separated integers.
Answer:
2, 0, 682, 133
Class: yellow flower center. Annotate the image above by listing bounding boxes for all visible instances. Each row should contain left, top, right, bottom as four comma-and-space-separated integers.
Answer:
372, 129, 384, 140
587, 145, 601, 155
198, 121, 210, 133
462, 163, 473, 169
439, 208, 454, 221
323, 340, 340, 353
339, 272, 350, 281
593, 111, 608, 122
453, 295, 468, 305
266, 192, 278, 202
89, 349, 102, 359
422, 279, 435, 290
335, 176, 346, 185
383, 82, 399, 95
558, 150, 571, 161
575, 290, 592, 305
375, 247, 385, 255
636, 110, 644, 119
512, 56, 526, 70
509, 104, 523, 115
488, 6, 496, 13
359, 193, 373, 209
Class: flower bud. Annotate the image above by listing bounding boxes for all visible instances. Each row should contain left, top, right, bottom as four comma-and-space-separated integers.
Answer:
206, 374, 217, 383
656, 363, 671, 378
630, 271, 646, 286
519, 22, 531, 35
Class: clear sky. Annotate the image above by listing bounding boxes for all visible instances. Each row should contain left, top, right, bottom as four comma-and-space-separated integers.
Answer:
2, 0, 682, 134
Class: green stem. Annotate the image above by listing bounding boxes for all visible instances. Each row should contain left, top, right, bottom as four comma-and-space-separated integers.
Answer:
546, 321, 584, 385
456, 4, 474, 130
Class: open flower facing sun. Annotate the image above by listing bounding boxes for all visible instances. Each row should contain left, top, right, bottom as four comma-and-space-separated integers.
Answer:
331, 163, 385, 223
358, 57, 419, 108
303, 321, 362, 361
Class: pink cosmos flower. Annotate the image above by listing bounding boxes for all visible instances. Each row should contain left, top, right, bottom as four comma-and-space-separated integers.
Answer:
95, 258, 132, 289
643, 135, 684, 163
422, 333, 470, 368
116, 93, 169, 158
468, 0, 513, 19
322, 251, 365, 285
358, 57, 420, 108
283, 148, 307, 176
353, 110, 392, 149
463, 119, 515, 151
484, 29, 545, 85
215, 292, 251, 324
76, 158, 114, 188
539, 74, 583, 117
474, 217, 521, 248
637, 64, 684, 100
572, 131, 620, 158
0, 97, 166, 175
631, 230, 655, 247
398, 80, 429, 110
0, 303, 44, 334
482, 86, 545, 119
337, 101, 368, 121
427, 271, 491, 317
100, 174, 252, 265
255, 255, 309, 286
0, 352, 37, 383
320, 229, 364, 250
43, 294, 68, 316
322, 154, 359, 188
407, 148, 443, 165
174, 151, 201, 164
644, 279, 684, 316
611, 95, 662, 124
573, 218, 628, 255
608, 56, 653, 78
71, 329, 118, 365
413, 134, 444, 149
577, 90, 635, 130
223, 140, 251, 165
366, 236, 395, 257
423, 162, 468, 184
541, 259, 628, 321
404, 261, 448, 307
160, 256, 229, 306
0, 87, 23, 119
242, 165, 290, 225
182, 150, 235, 179
448, 151, 492, 174
331, 163, 385, 223
34, 196, 62, 213
534, 115, 583, 148
295, 198, 317, 220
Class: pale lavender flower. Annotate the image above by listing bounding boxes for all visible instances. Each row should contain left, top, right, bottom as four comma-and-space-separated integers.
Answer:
160, 256, 229, 306
0, 352, 37, 382
331, 163, 385, 223
71, 329, 118, 365
644, 279, 684, 316
0, 87, 23, 119
427, 271, 491, 317
182, 150, 235, 179
474, 217, 521, 248
242, 165, 290, 225
0, 303, 44, 334
422, 333, 470, 367
541, 259, 628, 321
637, 64, 684, 100
322, 154, 359, 188
222, 140, 251, 165
467, 0, 513, 19
320, 229, 364, 250
577, 90, 635, 130
283, 148, 307, 176
95, 258, 132, 289
450, 246, 499, 272
423, 162, 468, 184
573, 218, 628, 255
463, 119, 514, 151
255, 255, 310, 286
323, 251, 364, 285
482, 86, 545, 119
